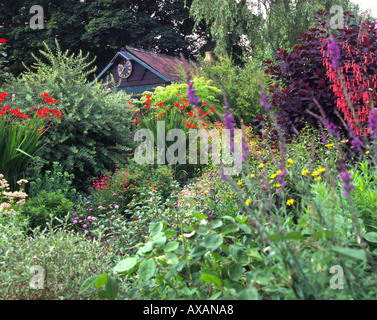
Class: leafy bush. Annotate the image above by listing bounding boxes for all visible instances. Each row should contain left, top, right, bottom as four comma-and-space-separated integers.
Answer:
198, 54, 266, 126
0, 216, 114, 300
22, 190, 74, 230
27, 160, 77, 201
263, 10, 377, 137
2, 40, 135, 192
90, 160, 175, 214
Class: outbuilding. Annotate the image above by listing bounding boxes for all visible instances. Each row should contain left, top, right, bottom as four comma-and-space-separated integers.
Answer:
96, 46, 183, 95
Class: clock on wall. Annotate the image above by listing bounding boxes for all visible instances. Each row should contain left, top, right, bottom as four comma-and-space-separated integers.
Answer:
117, 59, 132, 79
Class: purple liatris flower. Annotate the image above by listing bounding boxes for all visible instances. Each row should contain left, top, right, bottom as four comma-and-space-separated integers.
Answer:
223, 95, 236, 152
261, 91, 272, 112
327, 36, 341, 69
339, 171, 355, 196
368, 108, 377, 136
351, 136, 363, 151
187, 81, 200, 106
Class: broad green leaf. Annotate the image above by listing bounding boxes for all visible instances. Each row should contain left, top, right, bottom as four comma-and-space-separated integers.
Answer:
209, 219, 223, 229
239, 287, 259, 300
190, 245, 207, 258
191, 212, 208, 220
164, 241, 180, 252
228, 262, 243, 281
150, 222, 163, 236
266, 233, 283, 242
246, 248, 263, 261
220, 224, 239, 235
204, 233, 223, 251
114, 257, 138, 274
200, 270, 222, 287
315, 230, 333, 240
363, 232, 377, 243
331, 247, 367, 262
105, 277, 119, 300
138, 258, 156, 281
286, 231, 304, 241
94, 274, 108, 288
164, 252, 179, 265
80, 275, 101, 293
141, 241, 155, 254
229, 245, 248, 264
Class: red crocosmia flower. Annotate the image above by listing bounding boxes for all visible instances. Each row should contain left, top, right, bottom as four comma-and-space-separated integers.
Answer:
134, 109, 140, 114
187, 112, 193, 116
133, 119, 140, 124
45, 97, 57, 104
191, 124, 197, 129
128, 106, 133, 109
146, 98, 152, 103
204, 111, 210, 115
0, 39, 7, 44
174, 102, 180, 107
144, 104, 150, 109
127, 101, 132, 105
37, 127, 47, 131
155, 115, 159, 119
186, 122, 191, 128
177, 93, 182, 96
146, 94, 152, 99
191, 118, 195, 122
181, 98, 187, 102
209, 107, 215, 111
40, 92, 50, 98
157, 102, 164, 107
202, 122, 206, 126
202, 102, 208, 106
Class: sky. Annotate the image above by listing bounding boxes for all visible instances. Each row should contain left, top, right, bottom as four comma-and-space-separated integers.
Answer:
352, 0, 377, 17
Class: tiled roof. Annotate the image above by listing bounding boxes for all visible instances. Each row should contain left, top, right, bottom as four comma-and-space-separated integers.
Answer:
124, 46, 183, 83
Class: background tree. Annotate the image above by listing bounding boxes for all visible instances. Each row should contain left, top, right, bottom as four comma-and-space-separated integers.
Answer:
0, 0, 201, 78
189, 0, 363, 59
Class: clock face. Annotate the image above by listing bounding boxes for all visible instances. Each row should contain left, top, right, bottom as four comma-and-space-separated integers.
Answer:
118, 60, 132, 79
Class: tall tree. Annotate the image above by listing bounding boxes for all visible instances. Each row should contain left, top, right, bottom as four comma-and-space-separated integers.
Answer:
189, 0, 363, 59
0, 0, 202, 78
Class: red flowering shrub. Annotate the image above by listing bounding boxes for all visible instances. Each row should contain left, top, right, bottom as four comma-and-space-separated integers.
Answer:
263, 10, 377, 138
0, 92, 63, 189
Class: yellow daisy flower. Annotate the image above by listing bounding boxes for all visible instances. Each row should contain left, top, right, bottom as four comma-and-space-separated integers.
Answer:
258, 163, 264, 168
245, 199, 252, 206
302, 169, 309, 176
250, 174, 255, 178
314, 177, 321, 181
287, 158, 294, 164
270, 173, 277, 179
311, 171, 319, 176
325, 144, 334, 147
286, 199, 294, 206
318, 168, 326, 172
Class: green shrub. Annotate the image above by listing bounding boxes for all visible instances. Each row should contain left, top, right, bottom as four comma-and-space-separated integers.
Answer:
0, 215, 114, 300
27, 159, 77, 201
2, 40, 135, 192
22, 190, 74, 230
198, 54, 266, 126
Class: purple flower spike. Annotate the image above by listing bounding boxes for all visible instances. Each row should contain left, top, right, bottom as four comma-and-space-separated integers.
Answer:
339, 171, 355, 197
327, 37, 341, 69
187, 81, 200, 106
